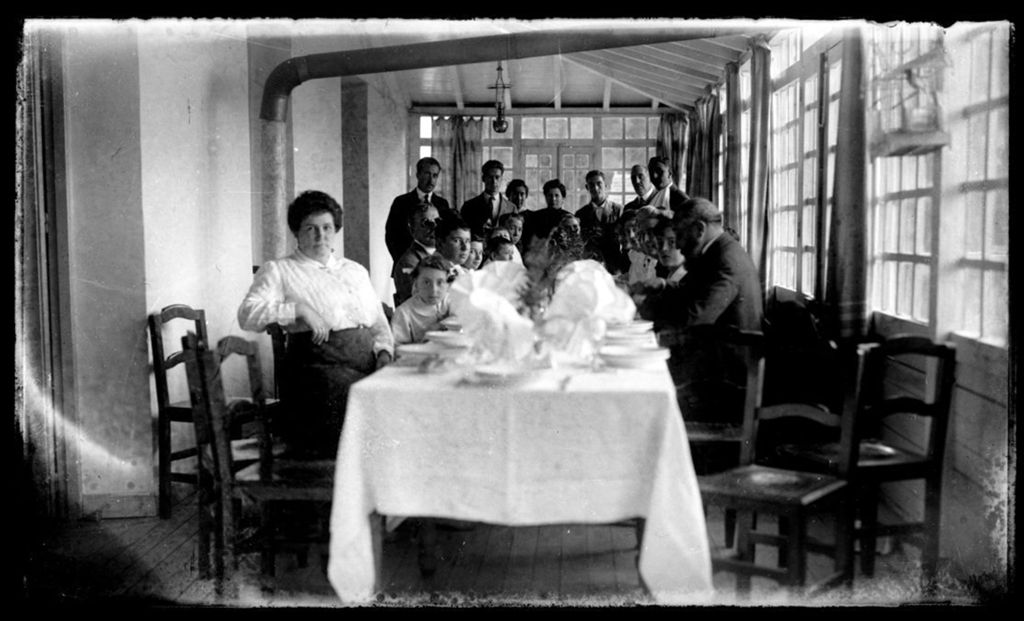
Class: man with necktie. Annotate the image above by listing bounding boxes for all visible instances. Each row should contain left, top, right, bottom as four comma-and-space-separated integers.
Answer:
460, 159, 517, 240
623, 164, 656, 213
385, 157, 453, 262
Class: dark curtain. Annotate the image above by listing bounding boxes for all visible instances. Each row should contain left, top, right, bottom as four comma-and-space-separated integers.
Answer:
824, 29, 868, 342
723, 62, 743, 235
746, 36, 772, 290
431, 116, 483, 209
656, 112, 688, 190
684, 91, 720, 201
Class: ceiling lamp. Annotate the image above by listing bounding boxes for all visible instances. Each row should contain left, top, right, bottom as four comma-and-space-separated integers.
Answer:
488, 61, 511, 134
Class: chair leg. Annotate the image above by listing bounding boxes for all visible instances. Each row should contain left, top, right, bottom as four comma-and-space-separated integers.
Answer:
777, 515, 789, 569
196, 489, 212, 579
836, 491, 855, 588
786, 512, 807, 588
634, 517, 646, 551
261, 503, 276, 579
921, 475, 942, 592
734, 510, 756, 594
724, 509, 736, 547
859, 485, 879, 577
158, 414, 172, 519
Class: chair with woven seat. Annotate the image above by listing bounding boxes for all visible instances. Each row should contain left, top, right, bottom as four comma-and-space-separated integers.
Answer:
149, 304, 210, 518
697, 330, 856, 595
774, 334, 956, 589
182, 332, 334, 595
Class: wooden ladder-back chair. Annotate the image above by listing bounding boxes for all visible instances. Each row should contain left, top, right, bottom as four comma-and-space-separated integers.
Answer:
697, 329, 856, 595
670, 325, 767, 548
182, 332, 335, 595
775, 334, 956, 589
149, 304, 209, 518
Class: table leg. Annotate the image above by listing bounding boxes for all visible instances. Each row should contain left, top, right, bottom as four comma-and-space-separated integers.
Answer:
370, 512, 383, 592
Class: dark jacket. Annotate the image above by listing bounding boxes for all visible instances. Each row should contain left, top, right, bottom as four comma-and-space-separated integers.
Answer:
460, 193, 518, 239
384, 190, 452, 261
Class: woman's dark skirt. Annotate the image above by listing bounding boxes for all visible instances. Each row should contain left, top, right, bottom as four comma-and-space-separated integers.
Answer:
278, 327, 377, 458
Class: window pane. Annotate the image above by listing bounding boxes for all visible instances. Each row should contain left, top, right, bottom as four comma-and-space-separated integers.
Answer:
964, 192, 984, 255
562, 154, 574, 169
962, 266, 982, 334
538, 154, 552, 168
991, 29, 1009, 98
609, 171, 624, 194
901, 156, 917, 189
625, 117, 647, 139
602, 117, 623, 140
570, 117, 593, 139
987, 106, 1008, 179
522, 117, 544, 139
420, 115, 432, 139
966, 113, 988, 181
829, 59, 842, 96
491, 146, 513, 169
625, 147, 647, 169
883, 261, 897, 312
802, 203, 815, 246
917, 152, 933, 187
525, 154, 538, 168
969, 32, 992, 105
649, 117, 660, 139
802, 251, 815, 294
575, 153, 590, 168
897, 261, 913, 316
986, 188, 1009, 258
419, 145, 432, 159
899, 198, 915, 253
482, 146, 490, 162
602, 147, 623, 170
916, 196, 932, 255
913, 263, 930, 322
983, 268, 1008, 343
546, 117, 568, 139
883, 201, 898, 252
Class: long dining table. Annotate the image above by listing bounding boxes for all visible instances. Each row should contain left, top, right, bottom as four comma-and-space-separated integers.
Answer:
326, 359, 713, 604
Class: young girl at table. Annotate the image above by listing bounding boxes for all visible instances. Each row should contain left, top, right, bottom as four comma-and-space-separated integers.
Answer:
390, 254, 453, 345
479, 234, 516, 267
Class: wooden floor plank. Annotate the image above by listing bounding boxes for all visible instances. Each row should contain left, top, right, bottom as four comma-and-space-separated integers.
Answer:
585, 525, 619, 593
501, 525, 538, 597
470, 525, 513, 596
558, 524, 591, 597
531, 525, 562, 598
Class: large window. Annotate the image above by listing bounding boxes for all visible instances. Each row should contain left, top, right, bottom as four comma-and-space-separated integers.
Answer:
766, 29, 841, 299
415, 113, 657, 212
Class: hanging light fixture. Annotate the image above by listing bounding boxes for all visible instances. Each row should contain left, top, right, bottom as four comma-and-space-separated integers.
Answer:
488, 61, 511, 134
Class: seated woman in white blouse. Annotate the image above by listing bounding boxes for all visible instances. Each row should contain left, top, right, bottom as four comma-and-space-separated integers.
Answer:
238, 190, 394, 457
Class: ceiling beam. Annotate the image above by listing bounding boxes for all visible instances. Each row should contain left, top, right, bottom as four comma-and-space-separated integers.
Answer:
602, 78, 612, 111
560, 55, 691, 113
668, 39, 743, 64
450, 65, 464, 109
553, 55, 562, 110
410, 105, 671, 116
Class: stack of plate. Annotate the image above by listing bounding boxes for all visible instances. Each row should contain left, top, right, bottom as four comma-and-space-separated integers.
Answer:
598, 344, 670, 369
471, 364, 535, 385
604, 319, 657, 348
439, 317, 463, 332
425, 330, 473, 349
395, 342, 449, 365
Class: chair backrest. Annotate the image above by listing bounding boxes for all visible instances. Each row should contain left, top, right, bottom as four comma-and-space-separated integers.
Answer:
182, 332, 272, 487
266, 323, 289, 400
853, 334, 957, 467
682, 324, 766, 428
149, 304, 208, 411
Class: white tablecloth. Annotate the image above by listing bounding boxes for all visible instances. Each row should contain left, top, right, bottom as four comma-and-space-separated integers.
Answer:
327, 363, 712, 604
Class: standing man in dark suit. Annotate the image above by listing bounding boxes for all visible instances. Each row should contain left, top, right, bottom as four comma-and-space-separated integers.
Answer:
460, 160, 516, 240
646, 156, 689, 218
385, 157, 453, 261
623, 164, 656, 213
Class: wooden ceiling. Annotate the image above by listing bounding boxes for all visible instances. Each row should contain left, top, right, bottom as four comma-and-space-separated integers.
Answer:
282, 19, 801, 113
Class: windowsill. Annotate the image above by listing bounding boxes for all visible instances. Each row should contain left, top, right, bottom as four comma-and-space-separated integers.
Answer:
947, 331, 1009, 372
869, 312, 930, 339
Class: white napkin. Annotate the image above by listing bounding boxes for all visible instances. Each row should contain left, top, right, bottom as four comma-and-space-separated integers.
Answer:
540, 260, 637, 361
448, 262, 535, 363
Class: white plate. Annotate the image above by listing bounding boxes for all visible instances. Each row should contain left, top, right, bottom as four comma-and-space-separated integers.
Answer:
425, 330, 472, 348
606, 319, 654, 336
472, 364, 535, 385
599, 345, 670, 368
439, 317, 464, 332
603, 331, 657, 346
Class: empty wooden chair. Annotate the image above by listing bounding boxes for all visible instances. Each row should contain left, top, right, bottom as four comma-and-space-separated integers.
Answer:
182, 332, 334, 595
775, 334, 956, 589
149, 304, 209, 518
697, 331, 856, 595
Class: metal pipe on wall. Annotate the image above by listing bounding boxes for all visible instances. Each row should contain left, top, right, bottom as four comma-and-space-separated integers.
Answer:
258, 26, 761, 261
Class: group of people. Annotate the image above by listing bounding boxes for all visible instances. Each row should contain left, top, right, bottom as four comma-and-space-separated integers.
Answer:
236, 154, 763, 460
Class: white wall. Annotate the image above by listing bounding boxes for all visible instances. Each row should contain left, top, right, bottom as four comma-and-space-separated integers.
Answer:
138, 21, 254, 408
